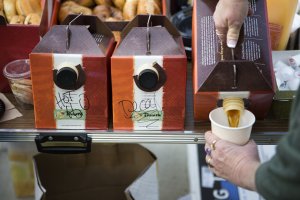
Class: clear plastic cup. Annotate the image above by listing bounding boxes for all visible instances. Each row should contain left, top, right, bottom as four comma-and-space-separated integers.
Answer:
3, 59, 33, 109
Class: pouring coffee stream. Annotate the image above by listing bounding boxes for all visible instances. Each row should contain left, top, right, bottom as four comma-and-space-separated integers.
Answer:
223, 97, 245, 128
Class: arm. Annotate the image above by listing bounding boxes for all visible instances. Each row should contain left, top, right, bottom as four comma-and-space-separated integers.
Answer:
255, 88, 300, 199
204, 88, 300, 198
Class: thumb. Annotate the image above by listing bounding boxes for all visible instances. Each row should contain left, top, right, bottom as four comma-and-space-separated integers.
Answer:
226, 24, 242, 48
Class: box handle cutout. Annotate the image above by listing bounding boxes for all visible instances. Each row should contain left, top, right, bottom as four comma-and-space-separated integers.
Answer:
35, 133, 91, 154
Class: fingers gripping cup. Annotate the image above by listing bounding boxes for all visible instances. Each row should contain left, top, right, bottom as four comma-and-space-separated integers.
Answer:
209, 98, 255, 145
3, 59, 33, 109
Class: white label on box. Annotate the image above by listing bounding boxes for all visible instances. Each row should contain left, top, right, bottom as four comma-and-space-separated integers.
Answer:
133, 56, 164, 130
53, 54, 86, 129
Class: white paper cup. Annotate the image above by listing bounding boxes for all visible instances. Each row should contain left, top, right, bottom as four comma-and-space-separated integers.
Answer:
209, 107, 256, 145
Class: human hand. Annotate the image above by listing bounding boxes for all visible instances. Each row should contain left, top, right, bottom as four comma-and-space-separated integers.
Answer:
213, 0, 249, 48
204, 131, 260, 191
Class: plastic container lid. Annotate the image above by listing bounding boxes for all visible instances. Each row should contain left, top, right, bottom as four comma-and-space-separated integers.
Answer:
3, 59, 31, 79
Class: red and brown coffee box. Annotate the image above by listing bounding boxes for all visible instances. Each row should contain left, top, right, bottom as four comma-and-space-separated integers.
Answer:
30, 15, 115, 129
193, 0, 276, 120
111, 15, 187, 130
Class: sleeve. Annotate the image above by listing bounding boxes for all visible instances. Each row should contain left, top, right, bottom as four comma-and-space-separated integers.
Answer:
255, 88, 300, 199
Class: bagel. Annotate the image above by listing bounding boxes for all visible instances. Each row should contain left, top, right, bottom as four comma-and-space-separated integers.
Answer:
112, 0, 125, 10
3, 0, 17, 22
58, 1, 92, 23
137, 0, 161, 15
24, 12, 41, 25
10, 15, 25, 24
16, 0, 42, 17
94, 0, 112, 6
123, 0, 138, 20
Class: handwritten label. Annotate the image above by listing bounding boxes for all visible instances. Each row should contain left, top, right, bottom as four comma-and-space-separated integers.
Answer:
118, 93, 163, 128
54, 91, 89, 120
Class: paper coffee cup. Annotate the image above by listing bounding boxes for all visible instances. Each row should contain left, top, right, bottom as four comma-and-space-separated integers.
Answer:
209, 107, 255, 145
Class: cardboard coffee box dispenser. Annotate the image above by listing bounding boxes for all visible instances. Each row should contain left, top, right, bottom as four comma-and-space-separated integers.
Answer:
111, 15, 187, 130
193, 0, 276, 120
30, 15, 115, 129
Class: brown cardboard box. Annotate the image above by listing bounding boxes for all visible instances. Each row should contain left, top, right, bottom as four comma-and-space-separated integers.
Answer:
30, 15, 115, 129
192, 0, 276, 120
0, 0, 58, 92
33, 144, 159, 200
111, 15, 187, 130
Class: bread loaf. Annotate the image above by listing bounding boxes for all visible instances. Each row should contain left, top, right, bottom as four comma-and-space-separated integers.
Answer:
10, 15, 24, 24
123, 0, 138, 20
58, 1, 92, 23
3, 0, 17, 22
137, 0, 161, 15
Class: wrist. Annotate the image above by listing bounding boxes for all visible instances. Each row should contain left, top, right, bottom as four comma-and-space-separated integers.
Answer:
242, 161, 260, 191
